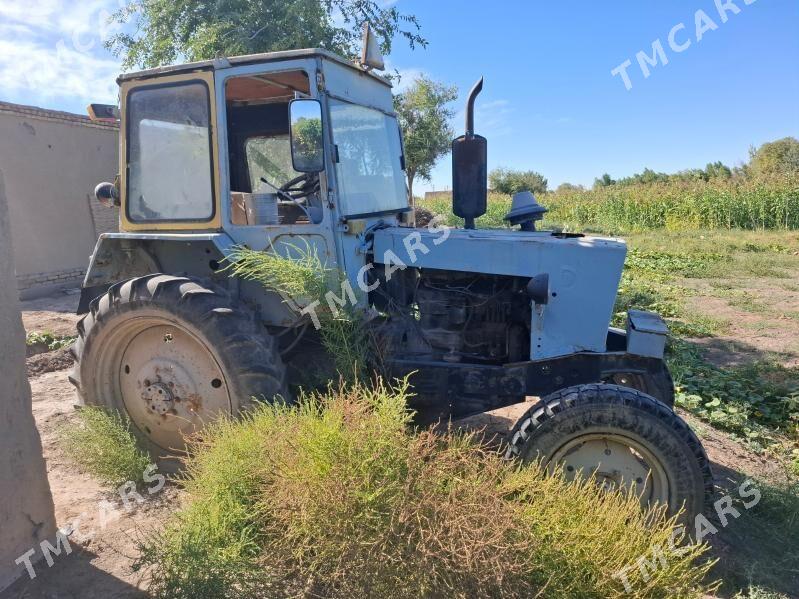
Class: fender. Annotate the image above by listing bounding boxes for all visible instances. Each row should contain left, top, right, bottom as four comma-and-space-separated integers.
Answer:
77, 232, 298, 327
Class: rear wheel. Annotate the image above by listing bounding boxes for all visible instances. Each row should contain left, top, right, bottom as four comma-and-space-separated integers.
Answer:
506, 384, 713, 523
70, 275, 289, 455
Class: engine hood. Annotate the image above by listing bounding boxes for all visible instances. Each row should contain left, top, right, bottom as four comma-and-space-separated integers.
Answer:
372, 226, 627, 360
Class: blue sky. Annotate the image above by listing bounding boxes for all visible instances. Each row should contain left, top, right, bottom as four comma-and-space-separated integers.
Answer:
1, 1, 797, 191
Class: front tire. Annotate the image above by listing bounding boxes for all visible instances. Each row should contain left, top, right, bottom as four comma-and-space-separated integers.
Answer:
70, 275, 289, 454
506, 384, 713, 524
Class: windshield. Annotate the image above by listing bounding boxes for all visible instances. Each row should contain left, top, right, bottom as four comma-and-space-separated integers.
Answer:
329, 100, 408, 216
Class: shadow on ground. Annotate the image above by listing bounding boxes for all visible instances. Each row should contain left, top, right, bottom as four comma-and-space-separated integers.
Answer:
1, 546, 146, 599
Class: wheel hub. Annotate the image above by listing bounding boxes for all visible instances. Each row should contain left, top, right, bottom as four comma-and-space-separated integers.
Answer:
551, 434, 669, 508
116, 322, 232, 451
141, 382, 175, 415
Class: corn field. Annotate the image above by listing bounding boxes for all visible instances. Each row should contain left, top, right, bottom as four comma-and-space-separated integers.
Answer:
421, 175, 799, 233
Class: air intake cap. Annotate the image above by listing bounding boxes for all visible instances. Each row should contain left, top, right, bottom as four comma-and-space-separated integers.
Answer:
504, 191, 547, 231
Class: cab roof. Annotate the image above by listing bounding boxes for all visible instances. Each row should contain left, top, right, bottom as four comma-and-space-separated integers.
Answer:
117, 47, 393, 88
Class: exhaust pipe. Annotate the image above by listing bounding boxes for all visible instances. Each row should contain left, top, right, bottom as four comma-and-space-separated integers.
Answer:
465, 77, 483, 137
452, 78, 487, 229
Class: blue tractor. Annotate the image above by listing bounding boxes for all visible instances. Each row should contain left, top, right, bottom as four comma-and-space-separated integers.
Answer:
74, 47, 712, 521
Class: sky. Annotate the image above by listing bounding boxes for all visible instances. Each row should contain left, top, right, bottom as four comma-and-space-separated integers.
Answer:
1, 0, 797, 192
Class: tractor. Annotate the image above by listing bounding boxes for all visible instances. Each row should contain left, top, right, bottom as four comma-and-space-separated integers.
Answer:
74, 43, 713, 522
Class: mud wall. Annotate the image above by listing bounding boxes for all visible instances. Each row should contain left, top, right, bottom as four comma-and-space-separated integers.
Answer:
0, 102, 118, 298
0, 169, 57, 590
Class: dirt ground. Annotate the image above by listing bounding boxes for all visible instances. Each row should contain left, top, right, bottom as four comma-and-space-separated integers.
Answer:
2, 290, 792, 598
683, 276, 799, 368
3, 291, 177, 599
20, 291, 82, 339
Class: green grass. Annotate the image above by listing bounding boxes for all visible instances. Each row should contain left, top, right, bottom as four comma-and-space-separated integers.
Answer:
715, 479, 799, 597
138, 380, 715, 599
61, 406, 151, 487
25, 330, 76, 351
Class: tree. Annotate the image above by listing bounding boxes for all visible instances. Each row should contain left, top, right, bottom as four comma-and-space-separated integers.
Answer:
748, 137, 799, 177
107, 0, 426, 69
555, 182, 585, 193
673, 168, 709, 182
593, 173, 615, 189
489, 168, 548, 195
617, 168, 669, 186
704, 161, 732, 179
394, 76, 457, 201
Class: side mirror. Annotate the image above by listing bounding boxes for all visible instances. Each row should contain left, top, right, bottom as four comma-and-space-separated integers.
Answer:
94, 181, 119, 207
289, 99, 325, 173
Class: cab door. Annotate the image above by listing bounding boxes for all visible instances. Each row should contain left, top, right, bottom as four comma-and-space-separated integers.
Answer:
214, 59, 337, 326
119, 71, 221, 232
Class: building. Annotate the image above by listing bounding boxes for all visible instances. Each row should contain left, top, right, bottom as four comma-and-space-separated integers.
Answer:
0, 101, 118, 298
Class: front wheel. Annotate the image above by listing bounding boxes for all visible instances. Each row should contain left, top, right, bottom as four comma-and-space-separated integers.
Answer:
505, 384, 713, 524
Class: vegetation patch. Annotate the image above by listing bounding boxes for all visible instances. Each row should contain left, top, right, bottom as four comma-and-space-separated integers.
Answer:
669, 340, 799, 452
138, 380, 714, 599
26, 330, 76, 352
61, 407, 151, 487
420, 175, 799, 234
714, 479, 799, 596
227, 245, 371, 383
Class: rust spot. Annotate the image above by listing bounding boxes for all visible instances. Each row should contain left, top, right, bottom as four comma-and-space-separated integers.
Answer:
185, 393, 202, 413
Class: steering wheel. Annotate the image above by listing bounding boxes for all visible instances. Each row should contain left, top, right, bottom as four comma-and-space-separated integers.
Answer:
279, 173, 320, 201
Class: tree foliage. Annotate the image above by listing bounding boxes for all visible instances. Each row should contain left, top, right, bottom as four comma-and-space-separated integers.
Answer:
593, 173, 616, 189
703, 160, 732, 180
489, 168, 548, 195
393, 75, 457, 200
555, 182, 585, 193
595, 161, 734, 189
107, 0, 426, 69
749, 137, 799, 178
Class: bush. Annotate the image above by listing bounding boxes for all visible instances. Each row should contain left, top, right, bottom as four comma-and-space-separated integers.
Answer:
61, 407, 151, 487
227, 244, 370, 383
138, 380, 714, 599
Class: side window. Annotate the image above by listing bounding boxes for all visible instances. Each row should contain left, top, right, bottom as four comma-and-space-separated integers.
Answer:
127, 82, 214, 222
245, 135, 301, 191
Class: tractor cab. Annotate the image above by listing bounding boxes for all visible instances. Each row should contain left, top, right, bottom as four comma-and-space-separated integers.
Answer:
108, 50, 408, 288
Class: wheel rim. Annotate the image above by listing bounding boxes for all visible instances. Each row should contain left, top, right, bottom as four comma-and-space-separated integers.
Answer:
548, 433, 671, 509
99, 315, 233, 451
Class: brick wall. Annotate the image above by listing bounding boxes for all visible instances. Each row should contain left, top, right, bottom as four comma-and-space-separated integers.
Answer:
15, 267, 86, 292
88, 194, 119, 237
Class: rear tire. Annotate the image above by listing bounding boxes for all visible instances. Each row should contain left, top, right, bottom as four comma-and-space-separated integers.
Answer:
506, 384, 713, 524
70, 274, 289, 456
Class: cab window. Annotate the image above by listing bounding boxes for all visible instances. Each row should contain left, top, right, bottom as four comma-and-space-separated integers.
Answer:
245, 135, 301, 191
225, 70, 322, 226
126, 81, 214, 222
